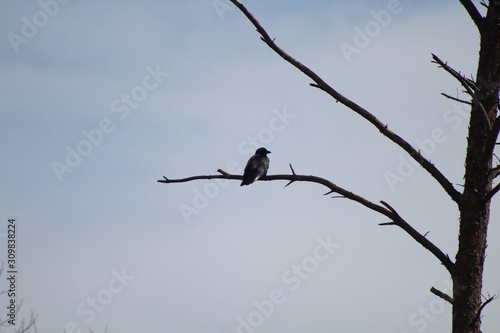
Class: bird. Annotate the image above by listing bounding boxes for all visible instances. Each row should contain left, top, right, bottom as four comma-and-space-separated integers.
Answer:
241, 147, 271, 186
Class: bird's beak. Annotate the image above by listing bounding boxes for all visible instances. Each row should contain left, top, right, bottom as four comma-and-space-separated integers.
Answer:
267, 150, 271, 154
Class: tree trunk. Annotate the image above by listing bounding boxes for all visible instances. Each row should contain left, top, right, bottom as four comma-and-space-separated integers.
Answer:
453, 3, 500, 332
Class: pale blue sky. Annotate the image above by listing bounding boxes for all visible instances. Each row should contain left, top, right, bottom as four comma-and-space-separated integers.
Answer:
0, 1, 498, 333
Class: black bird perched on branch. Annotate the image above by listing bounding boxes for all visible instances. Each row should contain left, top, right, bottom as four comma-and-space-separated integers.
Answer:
241, 147, 271, 186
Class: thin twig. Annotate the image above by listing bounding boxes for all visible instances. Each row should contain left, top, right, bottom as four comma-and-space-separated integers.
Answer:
161, 173, 231, 183
432, 53, 491, 129
379, 222, 397, 226
380, 200, 401, 218
441, 93, 472, 105
285, 163, 296, 187
470, 294, 497, 327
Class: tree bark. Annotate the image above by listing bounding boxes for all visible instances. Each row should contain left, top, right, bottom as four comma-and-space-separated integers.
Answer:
453, 2, 500, 332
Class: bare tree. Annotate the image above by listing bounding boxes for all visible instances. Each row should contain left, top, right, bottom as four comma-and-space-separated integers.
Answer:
159, 1, 500, 332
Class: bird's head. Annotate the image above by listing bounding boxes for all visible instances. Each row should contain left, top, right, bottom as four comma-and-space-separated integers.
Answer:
255, 147, 271, 155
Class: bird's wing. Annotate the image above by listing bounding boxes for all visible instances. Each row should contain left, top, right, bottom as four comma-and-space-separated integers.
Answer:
245, 155, 261, 171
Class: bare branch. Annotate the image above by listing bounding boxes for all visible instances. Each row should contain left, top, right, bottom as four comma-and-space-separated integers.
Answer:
159, 169, 455, 274
380, 200, 455, 274
161, 170, 229, 183
380, 200, 401, 218
228, 0, 461, 204
483, 181, 500, 203
17, 311, 38, 333
459, 0, 485, 31
491, 165, 500, 179
432, 53, 491, 129
285, 163, 297, 187
441, 92, 472, 105
379, 221, 397, 226
160, 169, 390, 216
470, 294, 497, 327
431, 286, 454, 304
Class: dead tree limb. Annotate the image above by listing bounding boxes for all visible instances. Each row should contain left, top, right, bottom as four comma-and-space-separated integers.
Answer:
431, 286, 454, 304
458, 0, 485, 31
160, 169, 389, 215
431, 53, 491, 129
158, 169, 455, 274
227, 0, 462, 204
483, 181, 500, 203
491, 165, 500, 179
470, 294, 497, 328
441, 92, 472, 105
